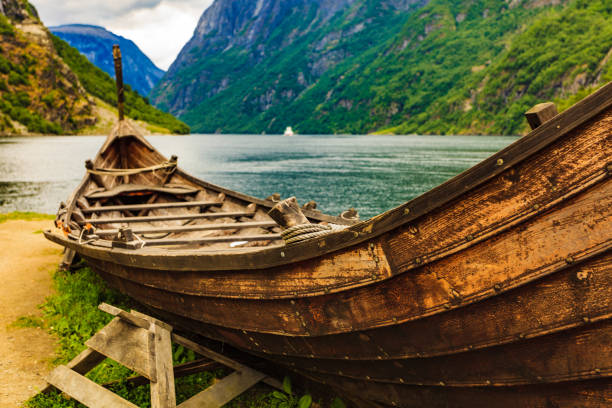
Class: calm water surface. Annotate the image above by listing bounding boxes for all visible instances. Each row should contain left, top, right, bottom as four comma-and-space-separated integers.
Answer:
0, 134, 516, 218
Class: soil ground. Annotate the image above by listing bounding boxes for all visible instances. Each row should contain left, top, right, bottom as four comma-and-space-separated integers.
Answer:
0, 220, 62, 407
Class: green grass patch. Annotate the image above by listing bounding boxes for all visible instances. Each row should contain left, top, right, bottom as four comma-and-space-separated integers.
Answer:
25, 266, 342, 407
0, 212, 54, 223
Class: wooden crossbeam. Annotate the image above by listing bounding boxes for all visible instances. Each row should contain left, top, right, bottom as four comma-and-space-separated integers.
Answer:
103, 359, 221, 387
47, 366, 139, 408
143, 234, 281, 246
95, 221, 277, 236
178, 368, 266, 408
82, 210, 256, 225
42, 305, 280, 408
81, 200, 223, 213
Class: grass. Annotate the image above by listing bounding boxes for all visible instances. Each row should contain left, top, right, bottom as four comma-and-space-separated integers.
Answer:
0, 211, 54, 223
23, 266, 345, 407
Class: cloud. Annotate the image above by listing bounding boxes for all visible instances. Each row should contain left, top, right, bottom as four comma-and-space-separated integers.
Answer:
30, 0, 213, 70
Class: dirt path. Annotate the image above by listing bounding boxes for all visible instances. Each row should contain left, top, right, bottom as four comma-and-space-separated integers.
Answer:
0, 220, 62, 407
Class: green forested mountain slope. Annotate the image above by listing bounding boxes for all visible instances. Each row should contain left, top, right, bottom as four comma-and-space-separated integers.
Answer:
51, 35, 189, 134
153, 0, 612, 135
0, 0, 188, 135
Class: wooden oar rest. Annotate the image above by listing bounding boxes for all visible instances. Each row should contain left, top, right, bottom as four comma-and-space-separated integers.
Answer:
40, 303, 282, 408
84, 184, 199, 199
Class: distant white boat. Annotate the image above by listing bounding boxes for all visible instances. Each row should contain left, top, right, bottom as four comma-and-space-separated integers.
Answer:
284, 126, 295, 136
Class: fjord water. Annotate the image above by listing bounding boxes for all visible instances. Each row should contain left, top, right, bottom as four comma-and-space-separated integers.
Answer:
0, 134, 516, 218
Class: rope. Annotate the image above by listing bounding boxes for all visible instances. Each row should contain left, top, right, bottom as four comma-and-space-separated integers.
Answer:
281, 223, 345, 246
87, 161, 176, 177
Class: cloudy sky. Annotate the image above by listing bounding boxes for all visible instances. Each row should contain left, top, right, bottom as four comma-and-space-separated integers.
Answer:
30, 0, 214, 70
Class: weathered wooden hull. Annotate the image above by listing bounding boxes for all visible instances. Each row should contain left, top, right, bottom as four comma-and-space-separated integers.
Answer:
45, 83, 612, 406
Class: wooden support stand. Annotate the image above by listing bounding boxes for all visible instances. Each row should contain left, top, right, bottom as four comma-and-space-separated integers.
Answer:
41, 303, 281, 408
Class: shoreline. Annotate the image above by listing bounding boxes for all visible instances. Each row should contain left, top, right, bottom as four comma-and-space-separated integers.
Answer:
0, 216, 61, 408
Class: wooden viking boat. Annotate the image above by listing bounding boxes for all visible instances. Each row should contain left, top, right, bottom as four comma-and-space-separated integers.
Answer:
45, 48, 611, 407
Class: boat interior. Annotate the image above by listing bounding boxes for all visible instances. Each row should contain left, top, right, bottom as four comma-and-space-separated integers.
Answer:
55, 121, 358, 251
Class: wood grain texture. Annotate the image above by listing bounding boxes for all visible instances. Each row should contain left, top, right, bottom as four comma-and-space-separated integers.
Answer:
47, 365, 139, 408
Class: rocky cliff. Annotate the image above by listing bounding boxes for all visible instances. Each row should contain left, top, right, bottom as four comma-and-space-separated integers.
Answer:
50, 24, 164, 97
152, 0, 612, 135
151, 0, 427, 132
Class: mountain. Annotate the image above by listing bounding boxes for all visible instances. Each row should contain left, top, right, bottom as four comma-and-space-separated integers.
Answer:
50, 24, 164, 97
152, 0, 612, 135
0, 0, 188, 135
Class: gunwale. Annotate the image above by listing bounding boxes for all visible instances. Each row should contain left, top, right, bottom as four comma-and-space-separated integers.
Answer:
45, 81, 612, 272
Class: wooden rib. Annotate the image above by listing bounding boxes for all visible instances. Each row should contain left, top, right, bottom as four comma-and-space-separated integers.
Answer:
82, 210, 257, 224
81, 199, 223, 213
95, 221, 278, 236
143, 234, 281, 246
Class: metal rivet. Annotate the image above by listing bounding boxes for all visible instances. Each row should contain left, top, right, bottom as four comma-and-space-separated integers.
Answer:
352, 231, 359, 238
533, 203, 540, 210
318, 240, 326, 248
370, 242, 375, 249
556, 125, 561, 129
249, 337, 254, 341
594, 368, 601, 374
366, 375, 371, 380
439, 381, 446, 386
518, 333, 525, 339
324, 288, 330, 294
377, 355, 383, 360
416, 352, 422, 357
254, 342, 259, 346
242, 330, 247, 334
392, 317, 398, 323
309, 354, 314, 358
399, 378, 405, 384
404, 208, 410, 215
583, 317, 590, 323
485, 380, 492, 385
444, 304, 451, 309
466, 234, 474, 241
280, 251, 285, 257
415, 257, 422, 264
566, 256, 574, 264
295, 311, 300, 316
290, 300, 295, 305
496, 158, 504, 166
344, 355, 349, 360
494, 284, 502, 291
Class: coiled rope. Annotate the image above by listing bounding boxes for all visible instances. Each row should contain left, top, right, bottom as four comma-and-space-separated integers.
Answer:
86, 161, 176, 177
281, 223, 346, 246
